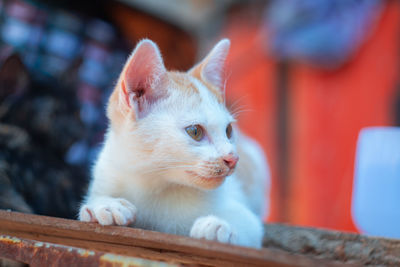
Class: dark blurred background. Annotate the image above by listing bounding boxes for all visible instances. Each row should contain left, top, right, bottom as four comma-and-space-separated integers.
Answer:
0, 0, 399, 239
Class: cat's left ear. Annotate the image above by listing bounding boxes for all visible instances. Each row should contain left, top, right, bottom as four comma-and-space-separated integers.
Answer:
189, 39, 230, 90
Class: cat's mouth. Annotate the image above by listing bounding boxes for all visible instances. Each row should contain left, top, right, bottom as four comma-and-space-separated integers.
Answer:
185, 170, 227, 189
185, 170, 227, 180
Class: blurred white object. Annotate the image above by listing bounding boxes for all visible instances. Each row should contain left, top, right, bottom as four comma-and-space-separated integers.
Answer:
119, 0, 233, 32
352, 127, 400, 238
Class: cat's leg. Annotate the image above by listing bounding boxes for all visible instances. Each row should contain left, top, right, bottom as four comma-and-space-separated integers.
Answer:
189, 201, 263, 248
79, 196, 137, 226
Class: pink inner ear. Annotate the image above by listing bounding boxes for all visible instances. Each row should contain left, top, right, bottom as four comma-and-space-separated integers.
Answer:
203, 59, 225, 88
201, 39, 230, 88
124, 40, 166, 101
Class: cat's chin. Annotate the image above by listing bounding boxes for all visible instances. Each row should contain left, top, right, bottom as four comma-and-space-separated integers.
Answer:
185, 170, 227, 190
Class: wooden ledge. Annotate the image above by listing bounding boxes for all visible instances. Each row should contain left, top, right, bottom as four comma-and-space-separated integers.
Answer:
264, 224, 400, 265
0, 210, 344, 266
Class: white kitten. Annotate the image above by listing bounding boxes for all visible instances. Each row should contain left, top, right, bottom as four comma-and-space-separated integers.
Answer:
79, 39, 269, 248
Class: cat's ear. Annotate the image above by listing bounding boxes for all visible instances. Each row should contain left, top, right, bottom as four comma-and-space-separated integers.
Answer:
189, 39, 230, 89
118, 39, 167, 119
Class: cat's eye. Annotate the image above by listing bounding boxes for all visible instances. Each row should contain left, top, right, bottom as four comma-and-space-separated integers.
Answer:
185, 125, 204, 141
226, 123, 233, 139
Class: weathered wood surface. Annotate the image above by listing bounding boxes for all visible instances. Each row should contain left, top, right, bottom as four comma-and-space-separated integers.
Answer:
0, 210, 343, 267
264, 224, 400, 266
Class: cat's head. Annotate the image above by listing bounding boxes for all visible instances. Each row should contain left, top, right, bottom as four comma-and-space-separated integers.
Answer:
108, 39, 238, 190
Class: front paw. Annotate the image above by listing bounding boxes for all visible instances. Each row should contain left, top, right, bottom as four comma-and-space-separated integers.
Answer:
79, 198, 137, 226
190, 215, 236, 244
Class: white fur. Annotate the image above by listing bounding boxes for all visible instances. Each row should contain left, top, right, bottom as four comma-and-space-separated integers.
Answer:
79, 39, 268, 248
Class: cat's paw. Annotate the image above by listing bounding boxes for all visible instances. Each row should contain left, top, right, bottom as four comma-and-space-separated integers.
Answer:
190, 215, 236, 244
79, 198, 137, 226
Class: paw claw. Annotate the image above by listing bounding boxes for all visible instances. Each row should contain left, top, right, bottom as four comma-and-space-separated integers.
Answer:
79, 206, 95, 222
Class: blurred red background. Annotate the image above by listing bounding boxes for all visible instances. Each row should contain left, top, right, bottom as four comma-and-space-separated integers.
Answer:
223, 0, 400, 232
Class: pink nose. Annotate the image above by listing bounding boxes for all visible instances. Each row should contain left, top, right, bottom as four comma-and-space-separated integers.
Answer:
223, 154, 239, 169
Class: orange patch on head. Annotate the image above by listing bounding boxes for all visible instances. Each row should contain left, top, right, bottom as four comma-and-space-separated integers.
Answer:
168, 71, 199, 95
107, 80, 126, 131
188, 67, 224, 103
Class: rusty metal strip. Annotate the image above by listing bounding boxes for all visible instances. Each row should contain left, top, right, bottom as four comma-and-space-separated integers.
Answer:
0, 235, 178, 267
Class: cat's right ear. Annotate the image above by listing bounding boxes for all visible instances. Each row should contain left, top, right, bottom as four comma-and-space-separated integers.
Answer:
113, 39, 167, 121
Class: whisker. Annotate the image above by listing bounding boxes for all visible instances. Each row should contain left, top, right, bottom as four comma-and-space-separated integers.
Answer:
231, 108, 254, 118
228, 98, 243, 112
137, 164, 197, 176
228, 94, 249, 112
232, 108, 254, 114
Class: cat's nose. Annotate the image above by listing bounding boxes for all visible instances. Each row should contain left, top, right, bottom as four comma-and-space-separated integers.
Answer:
222, 154, 239, 169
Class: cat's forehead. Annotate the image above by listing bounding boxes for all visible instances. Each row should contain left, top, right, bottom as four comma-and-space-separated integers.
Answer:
167, 72, 223, 103
166, 71, 233, 123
